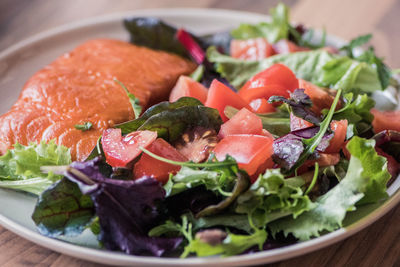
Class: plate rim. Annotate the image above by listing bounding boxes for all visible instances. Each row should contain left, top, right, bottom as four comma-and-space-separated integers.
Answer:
0, 7, 398, 266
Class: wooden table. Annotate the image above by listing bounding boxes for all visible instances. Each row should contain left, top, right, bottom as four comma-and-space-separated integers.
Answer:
0, 0, 399, 266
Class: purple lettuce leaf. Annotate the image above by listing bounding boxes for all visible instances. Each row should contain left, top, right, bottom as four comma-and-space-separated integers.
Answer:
65, 158, 182, 256
273, 127, 333, 171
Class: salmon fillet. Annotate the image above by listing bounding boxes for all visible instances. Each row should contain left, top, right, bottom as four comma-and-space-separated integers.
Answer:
0, 39, 196, 160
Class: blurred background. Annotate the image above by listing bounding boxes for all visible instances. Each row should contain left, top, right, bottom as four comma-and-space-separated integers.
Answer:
0, 0, 399, 67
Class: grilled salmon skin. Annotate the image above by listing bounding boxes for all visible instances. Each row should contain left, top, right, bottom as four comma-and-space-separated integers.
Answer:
0, 39, 196, 160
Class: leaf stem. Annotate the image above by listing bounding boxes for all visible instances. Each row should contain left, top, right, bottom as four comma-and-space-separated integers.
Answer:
304, 162, 319, 195
139, 146, 236, 168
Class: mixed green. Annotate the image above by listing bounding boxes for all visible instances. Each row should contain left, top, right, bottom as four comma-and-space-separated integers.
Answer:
1, 3, 400, 259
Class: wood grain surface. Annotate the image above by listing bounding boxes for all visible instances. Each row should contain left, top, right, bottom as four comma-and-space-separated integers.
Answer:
0, 0, 399, 266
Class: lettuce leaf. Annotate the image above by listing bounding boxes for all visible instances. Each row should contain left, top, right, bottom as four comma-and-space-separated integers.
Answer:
0, 141, 71, 195
184, 228, 267, 257
235, 169, 314, 226
268, 136, 390, 241
231, 3, 289, 43
207, 47, 383, 93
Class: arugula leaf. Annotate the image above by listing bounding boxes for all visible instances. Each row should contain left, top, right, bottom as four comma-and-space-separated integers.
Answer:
268, 136, 390, 240
31, 177, 95, 237
115, 79, 142, 118
340, 34, 372, 58
184, 228, 267, 257
235, 169, 314, 227
207, 47, 383, 93
115, 97, 203, 134
0, 141, 71, 195
74, 122, 93, 131
231, 3, 290, 43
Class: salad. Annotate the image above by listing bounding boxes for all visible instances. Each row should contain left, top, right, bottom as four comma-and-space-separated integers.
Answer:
1, 3, 400, 258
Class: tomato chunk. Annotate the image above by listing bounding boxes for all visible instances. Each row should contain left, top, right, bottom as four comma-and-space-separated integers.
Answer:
290, 113, 314, 131
102, 129, 157, 167
230, 38, 276, 60
213, 134, 274, 181
371, 109, 400, 133
273, 39, 310, 54
249, 98, 275, 113
241, 64, 299, 92
205, 80, 250, 121
169, 75, 208, 104
239, 64, 299, 103
299, 79, 336, 114
134, 138, 188, 184
218, 108, 263, 138
325, 120, 348, 153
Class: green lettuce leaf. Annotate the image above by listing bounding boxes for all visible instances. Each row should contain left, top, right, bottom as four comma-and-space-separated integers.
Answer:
184, 228, 267, 257
231, 3, 289, 43
235, 169, 314, 226
331, 93, 375, 136
268, 136, 390, 241
207, 47, 383, 93
0, 141, 71, 195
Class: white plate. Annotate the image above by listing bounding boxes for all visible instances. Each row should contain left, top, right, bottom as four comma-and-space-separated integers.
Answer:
0, 8, 399, 267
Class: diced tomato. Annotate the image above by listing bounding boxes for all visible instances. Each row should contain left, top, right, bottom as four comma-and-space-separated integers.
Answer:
239, 64, 299, 103
342, 140, 351, 160
261, 129, 275, 139
325, 120, 348, 153
371, 109, 400, 133
218, 108, 263, 138
249, 98, 275, 113
169, 75, 208, 104
134, 138, 188, 184
375, 147, 400, 178
205, 80, 250, 121
298, 79, 336, 114
241, 63, 299, 92
290, 113, 314, 131
300, 153, 341, 173
273, 39, 310, 54
239, 84, 289, 104
213, 134, 274, 182
102, 129, 157, 167
230, 38, 276, 60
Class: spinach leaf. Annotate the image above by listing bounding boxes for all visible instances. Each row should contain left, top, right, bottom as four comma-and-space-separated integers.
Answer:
137, 105, 222, 142
0, 141, 71, 195
31, 177, 95, 237
115, 97, 203, 134
268, 136, 391, 241
124, 17, 190, 58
